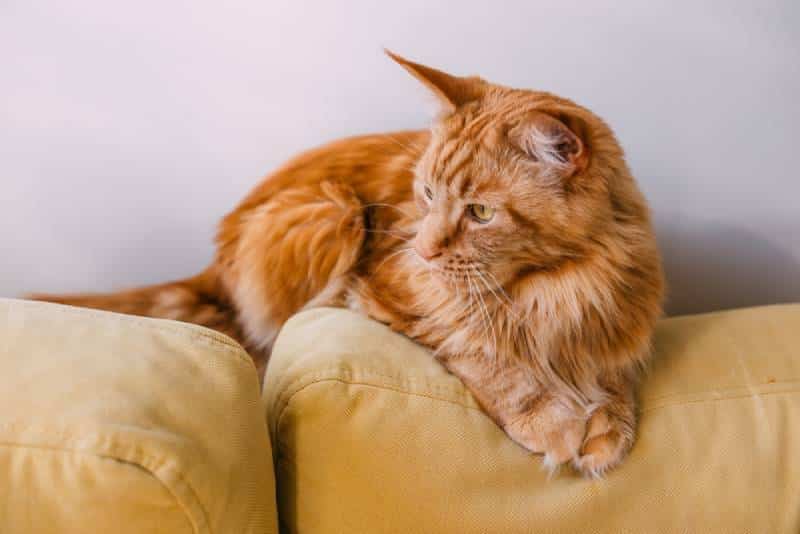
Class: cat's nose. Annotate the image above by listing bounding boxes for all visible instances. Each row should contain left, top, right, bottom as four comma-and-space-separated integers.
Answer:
414, 235, 444, 261
415, 215, 449, 261
415, 244, 442, 261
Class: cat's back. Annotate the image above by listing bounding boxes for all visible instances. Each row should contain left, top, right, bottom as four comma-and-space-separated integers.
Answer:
231, 130, 430, 214
214, 129, 429, 276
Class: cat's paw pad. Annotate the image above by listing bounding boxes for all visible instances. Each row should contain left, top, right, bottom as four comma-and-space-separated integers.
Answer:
573, 409, 633, 478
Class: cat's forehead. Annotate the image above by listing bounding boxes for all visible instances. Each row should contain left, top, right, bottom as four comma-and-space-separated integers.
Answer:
436, 104, 507, 146
429, 92, 542, 157
420, 114, 513, 190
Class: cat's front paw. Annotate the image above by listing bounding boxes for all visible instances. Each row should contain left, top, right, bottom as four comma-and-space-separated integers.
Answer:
573, 408, 634, 478
505, 398, 587, 474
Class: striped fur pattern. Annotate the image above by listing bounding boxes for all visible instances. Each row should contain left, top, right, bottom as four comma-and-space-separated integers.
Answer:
34, 52, 664, 476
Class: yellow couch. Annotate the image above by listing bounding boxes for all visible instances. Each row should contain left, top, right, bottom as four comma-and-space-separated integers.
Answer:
0, 298, 278, 533
266, 305, 800, 533
2, 298, 799, 532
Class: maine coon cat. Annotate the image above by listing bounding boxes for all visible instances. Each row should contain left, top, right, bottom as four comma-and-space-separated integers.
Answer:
34, 52, 664, 477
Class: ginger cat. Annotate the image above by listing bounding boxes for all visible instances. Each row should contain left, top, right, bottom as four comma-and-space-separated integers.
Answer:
34, 52, 664, 477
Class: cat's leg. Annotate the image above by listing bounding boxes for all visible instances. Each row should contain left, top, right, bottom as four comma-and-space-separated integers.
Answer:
573, 371, 637, 478
227, 180, 366, 356
439, 356, 589, 474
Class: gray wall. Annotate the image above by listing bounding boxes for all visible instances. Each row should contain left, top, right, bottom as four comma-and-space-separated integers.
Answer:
2, 0, 799, 316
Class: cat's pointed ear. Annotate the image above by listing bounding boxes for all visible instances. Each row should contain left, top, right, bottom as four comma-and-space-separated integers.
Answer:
386, 50, 486, 112
509, 111, 590, 177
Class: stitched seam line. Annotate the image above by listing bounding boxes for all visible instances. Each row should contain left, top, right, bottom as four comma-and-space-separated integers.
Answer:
0, 441, 208, 534
273, 370, 800, 426
276, 363, 471, 395
2, 298, 253, 370
274, 377, 487, 453
643, 378, 800, 405
641, 386, 800, 413
4, 298, 239, 349
274, 377, 800, 454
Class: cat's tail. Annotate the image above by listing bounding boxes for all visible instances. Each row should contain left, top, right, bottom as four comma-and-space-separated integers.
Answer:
27, 269, 244, 344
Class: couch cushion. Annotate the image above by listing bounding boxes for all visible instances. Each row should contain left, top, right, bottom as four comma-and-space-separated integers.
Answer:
0, 298, 278, 534
264, 305, 800, 533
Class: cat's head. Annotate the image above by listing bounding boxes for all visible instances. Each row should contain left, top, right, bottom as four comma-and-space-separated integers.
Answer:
388, 51, 636, 287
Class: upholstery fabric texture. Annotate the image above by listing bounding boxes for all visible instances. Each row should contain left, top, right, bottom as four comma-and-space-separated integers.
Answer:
264, 305, 800, 533
0, 298, 278, 534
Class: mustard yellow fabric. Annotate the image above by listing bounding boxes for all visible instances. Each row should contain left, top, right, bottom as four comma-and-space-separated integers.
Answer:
0, 298, 278, 534
265, 305, 800, 533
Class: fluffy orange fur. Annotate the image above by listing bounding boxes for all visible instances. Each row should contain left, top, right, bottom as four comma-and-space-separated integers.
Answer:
34, 52, 664, 477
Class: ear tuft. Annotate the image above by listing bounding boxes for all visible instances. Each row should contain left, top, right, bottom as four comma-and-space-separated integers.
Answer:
385, 50, 486, 111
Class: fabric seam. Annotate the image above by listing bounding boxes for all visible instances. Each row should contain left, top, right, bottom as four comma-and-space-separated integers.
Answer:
0, 440, 208, 534
641, 385, 800, 413
642, 378, 800, 406
1, 298, 253, 370
274, 376, 487, 450
274, 375, 800, 454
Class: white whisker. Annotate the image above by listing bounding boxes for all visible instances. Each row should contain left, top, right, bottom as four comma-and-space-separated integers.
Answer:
484, 270, 516, 309
371, 247, 414, 277
466, 272, 497, 367
475, 269, 519, 320
474, 274, 499, 366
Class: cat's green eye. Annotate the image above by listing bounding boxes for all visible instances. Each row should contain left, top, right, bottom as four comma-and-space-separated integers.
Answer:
424, 185, 433, 200
468, 204, 495, 223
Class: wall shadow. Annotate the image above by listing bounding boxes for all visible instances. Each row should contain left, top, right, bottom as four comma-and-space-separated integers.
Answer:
656, 220, 800, 316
